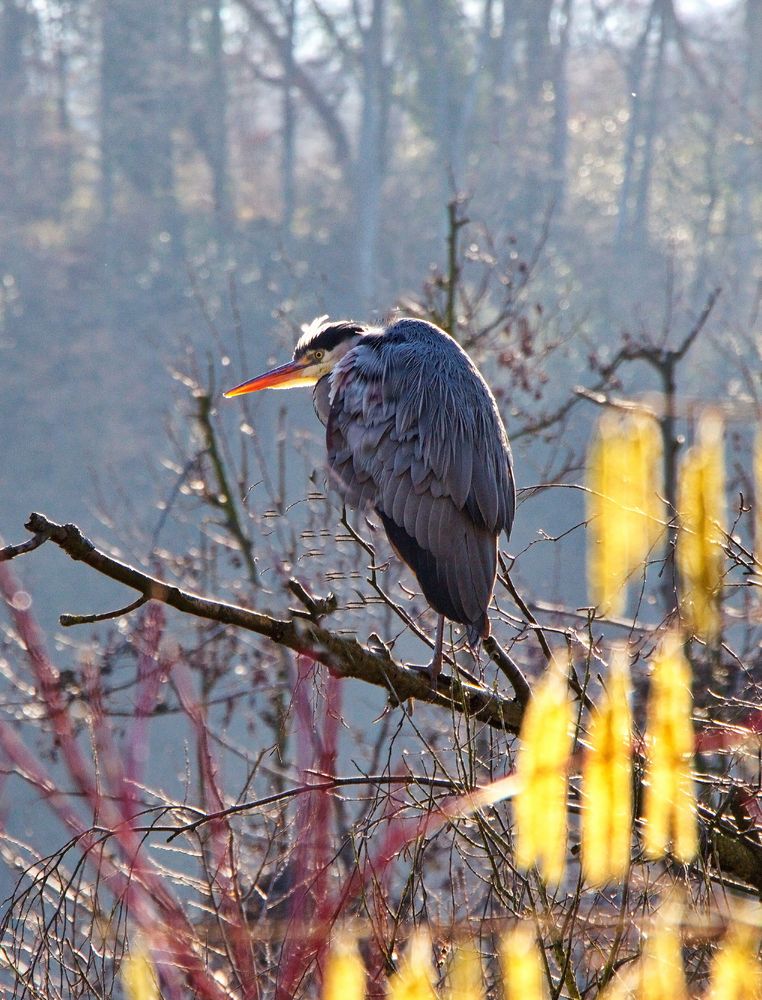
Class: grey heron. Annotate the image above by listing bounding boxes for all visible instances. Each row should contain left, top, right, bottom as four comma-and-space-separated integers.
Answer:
224, 317, 516, 680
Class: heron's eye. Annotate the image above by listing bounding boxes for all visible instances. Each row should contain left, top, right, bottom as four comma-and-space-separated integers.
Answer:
314, 350, 325, 362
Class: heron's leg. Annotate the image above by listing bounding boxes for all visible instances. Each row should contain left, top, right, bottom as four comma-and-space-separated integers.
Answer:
429, 614, 445, 683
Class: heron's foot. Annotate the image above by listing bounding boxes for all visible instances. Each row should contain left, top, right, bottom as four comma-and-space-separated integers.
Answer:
428, 648, 442, 685
407, 661, 440, 687
367, 632, 393, 659
429, 613, 445, 685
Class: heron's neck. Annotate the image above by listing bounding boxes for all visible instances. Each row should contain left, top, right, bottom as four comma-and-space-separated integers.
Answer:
312, 375, 332, 426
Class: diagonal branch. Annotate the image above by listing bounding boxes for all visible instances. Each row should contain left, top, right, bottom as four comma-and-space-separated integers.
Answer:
1, 513, 525, 733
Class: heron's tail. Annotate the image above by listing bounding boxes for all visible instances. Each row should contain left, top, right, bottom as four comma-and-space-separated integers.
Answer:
466, 614, 490, 647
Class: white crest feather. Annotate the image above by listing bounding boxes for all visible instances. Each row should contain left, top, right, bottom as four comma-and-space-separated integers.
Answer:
295, 315, 330, 354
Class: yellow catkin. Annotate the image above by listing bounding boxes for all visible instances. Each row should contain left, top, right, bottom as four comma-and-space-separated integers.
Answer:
121, 943, 159, 1000
707, 923, 762, 1000
676, 411, 726, 642
642, 632, 698, 862
581, 643, 633, 886
638, 923, 689, 1000
514, 657, 574, 884
500, 925, 548, 1000
387, 933, 436, 1000
755, 427, 762, 569
322, 933, 366, 1000
629, 412, 666, 559
587, 411, 664, 616
444, 941, 484, 1000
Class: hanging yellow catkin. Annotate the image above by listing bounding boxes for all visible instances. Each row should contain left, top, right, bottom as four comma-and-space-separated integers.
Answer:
514, 656, 574, 884
121, 942, 159, 1000
500, 925, 548, 1000
387, 932, 436, 1000
707, 923, 762, 1000
581, 643, 633, 886
642, 632, 698, 862
630, 412, 666, 555
587, 410, 664, 616
322, 933, 366, 1000
443, 941, 484, 1000
676, 410, 726, 642
638, 922, 689, 1000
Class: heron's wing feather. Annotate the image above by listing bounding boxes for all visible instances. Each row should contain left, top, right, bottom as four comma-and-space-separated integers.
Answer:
325, 338, 512, 634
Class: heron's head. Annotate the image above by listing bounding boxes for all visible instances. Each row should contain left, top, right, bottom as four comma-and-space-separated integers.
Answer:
223, 318, 366, 398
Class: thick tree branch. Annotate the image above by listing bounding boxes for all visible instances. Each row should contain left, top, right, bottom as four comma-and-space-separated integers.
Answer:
2, 513, 525, 733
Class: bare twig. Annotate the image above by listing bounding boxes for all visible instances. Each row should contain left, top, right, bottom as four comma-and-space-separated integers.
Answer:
60, 595, 148, 627
482, 636, 531, 707
286, 578, 338, 620
0, 529, 51, 562
498, 559, 594, 711
165, 772, 467, 840
195, 388, 260, 587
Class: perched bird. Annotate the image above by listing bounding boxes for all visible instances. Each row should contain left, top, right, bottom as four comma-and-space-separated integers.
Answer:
224, 317, 515, 679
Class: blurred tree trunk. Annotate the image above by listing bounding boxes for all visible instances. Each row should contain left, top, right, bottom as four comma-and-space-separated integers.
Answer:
207, 0, 232, 229
181, 0, 233, 230
548, 0, 573, 214
690, 106, 721, 307
281, 0, 297, 235
353, 0, 389, 309
452, 0, 494, 188
53, 1, 74, 208
0, 0, 28, 202
403, 0, 454, 190
515, 0, 554, 238
630, 0, 671, 247
486, 0, 520, 210
615, 5, 654, 251
401, 1, 466, 192
524, 0, 553, 106
494, 0, 519, 97
733, 0, 762, 305
409, 0, 492, 194
615, 0, 672, 253
99, 0, 182, 253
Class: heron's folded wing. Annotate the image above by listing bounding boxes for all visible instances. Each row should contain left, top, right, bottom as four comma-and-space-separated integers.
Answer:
326, 344, 506, 632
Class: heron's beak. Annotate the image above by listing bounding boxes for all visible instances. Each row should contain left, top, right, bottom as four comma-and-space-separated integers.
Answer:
223, 358, 319, 398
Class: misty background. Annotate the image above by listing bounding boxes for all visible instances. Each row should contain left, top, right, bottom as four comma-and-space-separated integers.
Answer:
3, 1, 760, 555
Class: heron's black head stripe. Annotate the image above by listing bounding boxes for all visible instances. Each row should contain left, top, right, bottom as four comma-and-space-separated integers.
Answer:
294, 321, 366, 360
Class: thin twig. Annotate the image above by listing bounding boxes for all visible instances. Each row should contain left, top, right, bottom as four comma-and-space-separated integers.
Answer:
60, 595, 148, 627
165, 772, 467, 840
482, 636, 531, 707
498, 559, 554, 663
0, 530, 51, 562
498, 560, 594, 710
286, 578, 338, 620
196, 389, 260, 587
